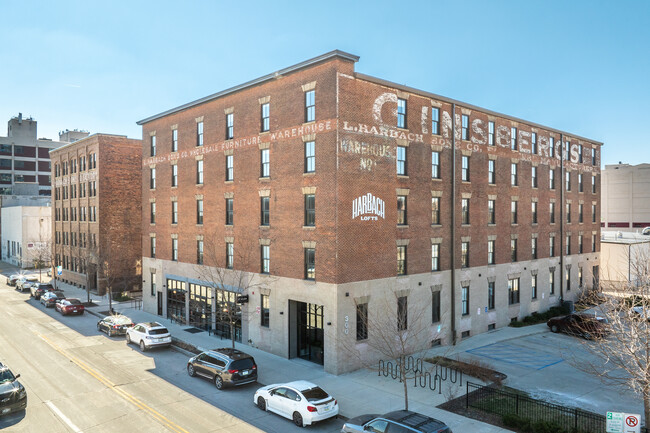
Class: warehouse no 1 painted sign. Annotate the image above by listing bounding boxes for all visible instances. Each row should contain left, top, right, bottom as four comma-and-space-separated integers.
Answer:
352, 193, 385, 221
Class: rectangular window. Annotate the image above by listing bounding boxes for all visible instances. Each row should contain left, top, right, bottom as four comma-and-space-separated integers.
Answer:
397, 195, 407, 225
431, 197, 440, 225
261, 102, 270, 132
223, 154, 233, 181
579, 234, 584, 254
197, 240, 204, 265
431, 151, 440, 179
532, 275, 538, 299
304, 194, 315, 226
549, 168, 555, 190
532, 201, 538, 224
431, 107, 440, 135
356, 303, 368, 340
150, 135, 156, 156
579, 267, 583, 288
532, 132, 537, 155
592, 234, 597, 252
261, 149, 270, 178
305, 90, 315, 123
197, 121, 203, 147
150, 272, 156, 296
225, 198, 233, 225
566, 235, 571, 255
431, 243, 440, 271
461, 114, 469, 140
550, 236, 555, 256
578, 145, 583, 163
488, 281, 495, 310
304, 248, 315, 280
197, 199, 203, 225
172, 129, 178, 152
171, 164, 178, 187
226, 242, 234, 269
549, 136, 555, 158
579, 204, 584, 223
261, 245, 270, 274
592, 176, 596, 194
566, 172, 571, 191
592, 204, 597, 223
550, 269, 556, 294
172, 239, 178, 262
461, 198, 470, 225
511, 239, 518, 262
432, 291, 441, 323
578, 173, 583, 192
508, 278, 520, 305
197, 160, 203, 185
566, 203, 571, 223
532, 237, 538, 259
260, 196, 270, 226
511, 163, 518, 186
150, 168, 156, 189
304, 141, 315, 173
566, 270, 571, 291
488, 121, 495, 146
150, 236, 156, 258
511, 127, 518, 150
511, 200, 518, 224
461, 242, 469, 268
150, 202, 156, 224
226, 113, 234, 139
488, 240, 495, 265
397, 246, 407, 275
171, 201, 178, 224
592, 148, 596, 165
261, 294, 270, 327
550, 202, 556, 224
397, 98, 407, 128
532, 166, 538, 188
461, 286, 469, 316
488, 160, 495, 184
488, 199, 495, 224
565, 141, 570, 161
397, 296, 408, 330
462, 155, 470, 181
396, 146, 407, 175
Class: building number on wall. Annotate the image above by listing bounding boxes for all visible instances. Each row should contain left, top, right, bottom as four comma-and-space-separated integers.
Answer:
344, 316, 349, 335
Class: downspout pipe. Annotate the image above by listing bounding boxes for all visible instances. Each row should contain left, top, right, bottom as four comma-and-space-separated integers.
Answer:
560, 134, 565, 302
450, 104, 457, 345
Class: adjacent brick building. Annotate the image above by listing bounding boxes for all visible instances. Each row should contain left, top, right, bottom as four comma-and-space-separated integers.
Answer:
138, 51, 602, 374
51, 134, 142, 295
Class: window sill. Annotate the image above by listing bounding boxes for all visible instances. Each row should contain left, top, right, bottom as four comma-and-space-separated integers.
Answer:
396, 274, 408, 279
150, 223, 155, 226
511, 223, 518, 227
225, 180, 233, 184
260, 131, 270, 135
225, 224, 233, 228
259, 225, 270, 229
171, 223, 178, 227
303, 279, 316, 284
171, 186, 177, 189
196, 144, 204, 148
462, 224, 471, 227
303, 172, 315, 177
303, 225, 315, 230
259, 177, 270, 181
196, 223, 203, 227
462, 181, 471, 184
397, 175, 409, 179
431, 177, 442, 181
397, 224, 409, 229
488, 183, 496, 186
303, 121, 316, 126
431, 224, 442, 228
196, 183, 204, 187
488, 223, 496, 227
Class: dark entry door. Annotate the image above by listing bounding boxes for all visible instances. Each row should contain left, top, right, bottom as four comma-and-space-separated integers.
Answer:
157, 292, 163, 316
593, 265, 600, 291
296, 302, 324, 365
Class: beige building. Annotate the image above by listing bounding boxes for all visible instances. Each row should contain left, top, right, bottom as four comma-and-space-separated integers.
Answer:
602, 163, 650, 231
600, 231, 650, 287
1, 205, 52, 268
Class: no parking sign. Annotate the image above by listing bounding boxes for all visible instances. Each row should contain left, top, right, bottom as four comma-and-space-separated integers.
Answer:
606, 412, 640, 433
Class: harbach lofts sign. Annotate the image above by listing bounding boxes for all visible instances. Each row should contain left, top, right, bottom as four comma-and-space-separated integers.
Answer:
352, 193, 385, 221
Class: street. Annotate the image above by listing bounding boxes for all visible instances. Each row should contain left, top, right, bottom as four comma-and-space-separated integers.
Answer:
0, 278, 343, 433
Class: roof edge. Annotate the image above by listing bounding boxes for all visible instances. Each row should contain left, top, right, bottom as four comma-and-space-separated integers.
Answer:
355, 72, 604, 146
137, 50, 359, 126
48, 133, 136, 154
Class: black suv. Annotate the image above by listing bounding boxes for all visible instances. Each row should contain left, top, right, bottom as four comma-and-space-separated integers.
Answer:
187, 348, 257, 390
0, 363, 27, 416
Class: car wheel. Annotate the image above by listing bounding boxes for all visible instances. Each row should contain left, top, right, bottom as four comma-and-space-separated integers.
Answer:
214, 376, 224, 390
293, 411, 303, 427
140, 340, 146, 352
187, 364, 196, 377
551, 325, 559, 333
256, 396, 266, 411
126, 334, 131, 344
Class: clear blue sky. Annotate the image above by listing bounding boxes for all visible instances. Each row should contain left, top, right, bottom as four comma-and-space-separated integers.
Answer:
1, 0, 648, 166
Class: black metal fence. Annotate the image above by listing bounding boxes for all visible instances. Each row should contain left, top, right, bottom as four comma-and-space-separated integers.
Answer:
465, 381, 607, 433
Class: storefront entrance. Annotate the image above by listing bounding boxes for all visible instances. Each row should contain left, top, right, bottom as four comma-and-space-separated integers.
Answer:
167, 279, 186, 323
289, 301, 324, 365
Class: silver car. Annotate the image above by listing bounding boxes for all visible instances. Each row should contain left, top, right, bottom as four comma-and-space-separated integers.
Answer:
342, 410, 452, 433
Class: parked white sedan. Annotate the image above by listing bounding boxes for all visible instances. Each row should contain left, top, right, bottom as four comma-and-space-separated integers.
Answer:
253, 380, 338, 427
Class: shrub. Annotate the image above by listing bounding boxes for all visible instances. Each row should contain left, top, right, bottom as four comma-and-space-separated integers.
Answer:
509, 305, 570, 328
503, 414, 531, 430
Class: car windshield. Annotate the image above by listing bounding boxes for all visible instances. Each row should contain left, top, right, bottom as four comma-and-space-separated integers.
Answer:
149, 328, 169, 335
230, 358, 255, 370
114, 317, 132, 325
0, 368, 16, 384
301, 386, 329, 401
67, 299, 82, 305
40, 284, 54, 290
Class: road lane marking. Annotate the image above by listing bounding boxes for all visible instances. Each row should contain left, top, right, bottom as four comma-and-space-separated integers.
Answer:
45, 401, 82, 433
38, 334, 190, 433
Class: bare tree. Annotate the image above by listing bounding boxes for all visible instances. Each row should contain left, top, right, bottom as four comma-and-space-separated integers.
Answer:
338, 288, 445, 410
570, 248, 650, 425
195, 234, 271, 349
95, 241, 139, 313
25, 234, 52, 281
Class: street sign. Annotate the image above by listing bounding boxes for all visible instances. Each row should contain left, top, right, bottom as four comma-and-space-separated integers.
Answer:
236, 295, 249, 304
57, 265, 62, 276
607, 412, 641, 433
624, 413, 641, 433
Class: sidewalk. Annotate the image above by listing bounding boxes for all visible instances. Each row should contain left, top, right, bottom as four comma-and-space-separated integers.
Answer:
51, 279, 514, 433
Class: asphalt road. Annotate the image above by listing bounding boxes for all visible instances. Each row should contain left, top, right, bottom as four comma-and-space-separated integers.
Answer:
0, 279, 344, 433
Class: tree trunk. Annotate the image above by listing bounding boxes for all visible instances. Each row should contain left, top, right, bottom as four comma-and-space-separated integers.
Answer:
644, 393, 650, 432
108, 287, 113, 314
401, 357, 409, 411
231, 321, 236, 349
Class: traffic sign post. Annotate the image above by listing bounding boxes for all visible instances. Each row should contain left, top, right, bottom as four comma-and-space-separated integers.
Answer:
624, 413, 640, 433
607, 411, 641, 433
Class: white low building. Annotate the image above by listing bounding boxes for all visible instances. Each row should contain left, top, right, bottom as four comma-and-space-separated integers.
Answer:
1, 205, 51, 268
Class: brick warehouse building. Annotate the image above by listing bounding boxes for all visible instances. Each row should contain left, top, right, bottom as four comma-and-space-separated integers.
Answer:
51, 134, 142, 295
137, 51, 602, 374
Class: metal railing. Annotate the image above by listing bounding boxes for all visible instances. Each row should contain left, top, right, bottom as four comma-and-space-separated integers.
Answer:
465, 381, 609, 432
378, 356, 463, 394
